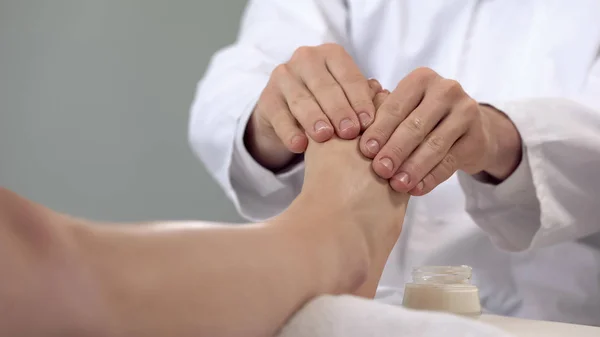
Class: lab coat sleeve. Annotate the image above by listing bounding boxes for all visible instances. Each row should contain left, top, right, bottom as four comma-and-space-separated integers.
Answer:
188, 0, 350, 221
458, 57, 600, 251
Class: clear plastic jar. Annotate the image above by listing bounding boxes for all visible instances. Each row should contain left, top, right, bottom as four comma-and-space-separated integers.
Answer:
402, 265, 481, 317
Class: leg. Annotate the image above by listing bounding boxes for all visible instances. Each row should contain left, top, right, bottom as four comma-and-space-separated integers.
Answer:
0, 132, 408, 337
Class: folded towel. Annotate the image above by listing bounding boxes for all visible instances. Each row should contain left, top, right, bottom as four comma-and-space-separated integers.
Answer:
278, 295, 513, 337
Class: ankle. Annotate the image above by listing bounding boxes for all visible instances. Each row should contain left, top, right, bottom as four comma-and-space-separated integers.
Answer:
280, 195, 371, 295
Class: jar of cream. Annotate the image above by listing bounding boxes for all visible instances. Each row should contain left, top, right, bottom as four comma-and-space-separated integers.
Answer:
402, 265, 481, 317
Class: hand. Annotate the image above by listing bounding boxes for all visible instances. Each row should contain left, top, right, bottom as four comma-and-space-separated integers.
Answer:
245, 43, 382, 170
359, 67, 522, 195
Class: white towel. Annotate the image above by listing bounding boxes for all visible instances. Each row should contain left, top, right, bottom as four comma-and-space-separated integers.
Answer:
278, 295, 513, 337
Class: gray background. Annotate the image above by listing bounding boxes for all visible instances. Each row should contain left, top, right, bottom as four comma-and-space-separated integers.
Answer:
0, 1, 247, 222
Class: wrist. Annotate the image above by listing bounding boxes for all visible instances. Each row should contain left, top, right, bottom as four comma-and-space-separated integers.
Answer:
480, 104, 523, 181
244, 110, 297, 171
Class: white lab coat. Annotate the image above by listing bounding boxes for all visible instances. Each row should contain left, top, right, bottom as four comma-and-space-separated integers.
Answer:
190, 0, 600, 325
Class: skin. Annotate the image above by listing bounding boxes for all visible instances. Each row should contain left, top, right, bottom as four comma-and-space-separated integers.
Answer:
245, 43, 383, 171
360, 67, 523, 195
246, 45, 522, 194
0, 134, 409, 337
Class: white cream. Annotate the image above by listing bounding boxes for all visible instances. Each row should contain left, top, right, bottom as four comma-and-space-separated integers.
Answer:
402, 265, 481, 317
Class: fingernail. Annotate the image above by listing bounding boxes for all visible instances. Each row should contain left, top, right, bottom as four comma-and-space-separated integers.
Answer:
394, 172, 411, 185
368, 78, 382, 89
417, 181, 424, 190
339, 118, 355, 132
314, 120, 330, 133
379, 157, 394, 172
358, 113, 371, 127
366, 139, 380, 154
291, 135, 304, 146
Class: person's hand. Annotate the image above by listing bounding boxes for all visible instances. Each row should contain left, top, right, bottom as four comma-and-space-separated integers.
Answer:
245, 43, 383, 171
359, 67, 522, 195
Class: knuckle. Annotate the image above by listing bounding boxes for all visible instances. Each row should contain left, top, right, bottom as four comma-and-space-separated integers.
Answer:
291, 46, 318, 64
369, 125, 390, 140
329, 105, 354, 119
350, 98, 374, 110
429, 157, 457, 186
411, 67, 437, 80
441, 153, 459, 173
387, 143, 407, 161
401, 161, 422, 177
405, 117, 426, 138
288, 93, 315, 110
422, 174, 438, 192
381, 100, 404, 118
462, 98, 480, 119
337, 70, 365, 84
312, 78, 338, 92
427, 171, 442, 186
423, 172, 442, 186
320, 43, 344, 53
438, 79, 464, 98
296, 110, 322, 127
426, 135, 446, 154
344, 76, 367, 89
272, 64, 290, 79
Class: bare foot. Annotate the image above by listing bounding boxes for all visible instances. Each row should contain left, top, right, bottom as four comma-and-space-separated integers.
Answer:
284, 89, 408, 297
303, 137, 408, 244
278, 120, 408, 297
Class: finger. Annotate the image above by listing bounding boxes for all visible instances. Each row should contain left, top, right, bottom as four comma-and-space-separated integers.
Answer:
295, 60, 360, 139
274, 64, 334, 143
261, 91, 309, 153
404, 136, 468, 196
325, 45, 376, 130
370, 93, 449, 180
388, 108, 468, 191
369, 84, 388, 124
368, 78, 383, 97
373, 89, 390, 110
289, 47, 360, 140
360, 67, 440, 160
